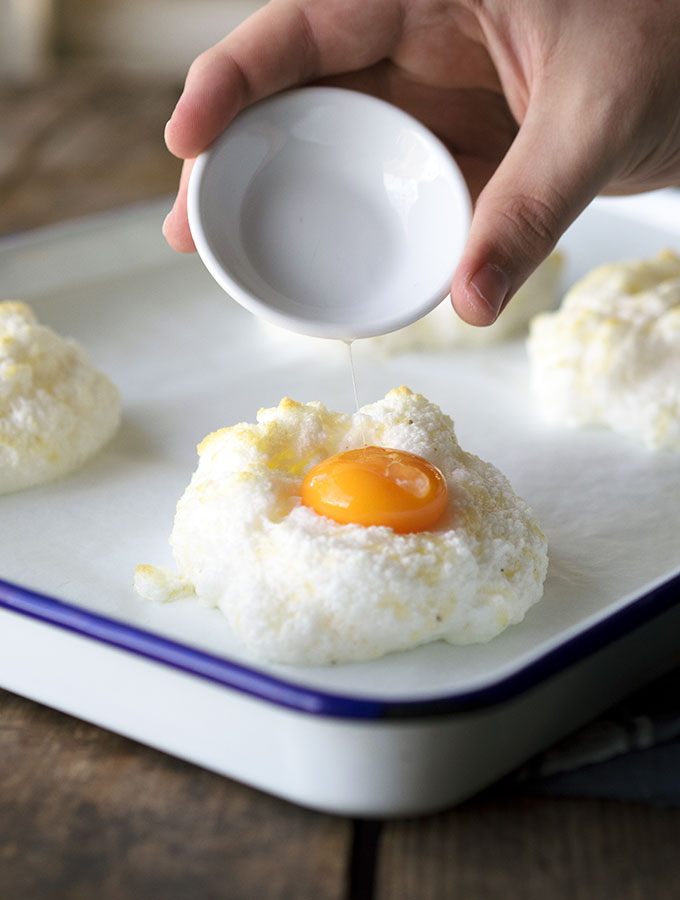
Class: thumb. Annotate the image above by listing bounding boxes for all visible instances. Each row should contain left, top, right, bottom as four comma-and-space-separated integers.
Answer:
450, 108, 610, 326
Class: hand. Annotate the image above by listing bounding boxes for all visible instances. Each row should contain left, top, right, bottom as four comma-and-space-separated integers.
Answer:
163, 0, 680, 325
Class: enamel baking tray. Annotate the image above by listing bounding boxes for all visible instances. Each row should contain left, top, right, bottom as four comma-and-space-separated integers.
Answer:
1, 192, 679, 817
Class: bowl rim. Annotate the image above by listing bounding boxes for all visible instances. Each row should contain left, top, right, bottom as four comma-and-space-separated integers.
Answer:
187, 85, 472, 340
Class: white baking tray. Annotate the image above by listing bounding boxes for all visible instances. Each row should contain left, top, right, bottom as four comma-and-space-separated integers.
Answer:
1, 192, 679, 817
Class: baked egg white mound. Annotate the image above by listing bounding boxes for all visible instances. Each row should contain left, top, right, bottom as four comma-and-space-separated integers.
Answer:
527, 250, 680, 449
135, 387, 548, 666
0, 300, 121, 493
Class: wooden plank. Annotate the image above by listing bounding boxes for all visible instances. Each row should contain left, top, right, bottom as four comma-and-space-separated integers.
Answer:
0, 67, 182, 237
0, 688, 351, 900
58, 0, 261, 79
375, 791, 680, 900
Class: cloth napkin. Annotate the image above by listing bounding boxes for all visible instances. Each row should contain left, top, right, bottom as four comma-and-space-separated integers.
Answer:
513, 666, 680, 805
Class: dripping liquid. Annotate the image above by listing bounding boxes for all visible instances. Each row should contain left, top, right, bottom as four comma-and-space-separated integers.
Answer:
345, 340, 367, 446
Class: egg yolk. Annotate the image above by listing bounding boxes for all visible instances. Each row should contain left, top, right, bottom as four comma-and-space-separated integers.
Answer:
300, 446, 448, 533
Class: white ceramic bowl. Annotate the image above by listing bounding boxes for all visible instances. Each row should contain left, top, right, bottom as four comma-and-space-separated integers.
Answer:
188, 87, 471, 340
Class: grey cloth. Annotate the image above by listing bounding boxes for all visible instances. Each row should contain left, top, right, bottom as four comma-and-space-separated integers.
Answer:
513, 666, 680, 805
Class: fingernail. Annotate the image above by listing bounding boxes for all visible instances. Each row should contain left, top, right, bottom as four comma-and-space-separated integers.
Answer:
162, 211, 172, 237
468, 264, 510, 322
164, 117, 175, 145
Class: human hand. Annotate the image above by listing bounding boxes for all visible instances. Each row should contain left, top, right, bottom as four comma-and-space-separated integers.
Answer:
163, 0, 680, 325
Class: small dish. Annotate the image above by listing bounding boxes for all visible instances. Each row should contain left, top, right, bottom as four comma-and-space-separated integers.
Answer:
187, 86, 471, 340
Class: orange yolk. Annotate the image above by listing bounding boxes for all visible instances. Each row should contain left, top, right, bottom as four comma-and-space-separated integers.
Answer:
300, 446, 448, 533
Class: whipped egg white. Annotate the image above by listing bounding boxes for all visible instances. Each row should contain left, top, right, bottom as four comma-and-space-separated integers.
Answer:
0, 301, 120, 493
135, 388, 548, 666
527, 250, 680, 449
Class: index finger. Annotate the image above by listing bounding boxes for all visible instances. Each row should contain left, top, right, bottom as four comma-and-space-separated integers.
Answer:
165, 0, 403, 160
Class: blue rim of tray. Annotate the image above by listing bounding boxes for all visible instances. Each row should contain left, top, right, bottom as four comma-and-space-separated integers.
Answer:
1, 572, 679, 720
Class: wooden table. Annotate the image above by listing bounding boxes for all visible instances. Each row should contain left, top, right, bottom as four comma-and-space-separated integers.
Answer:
2, 66, 679, 900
